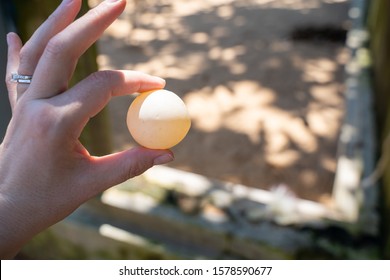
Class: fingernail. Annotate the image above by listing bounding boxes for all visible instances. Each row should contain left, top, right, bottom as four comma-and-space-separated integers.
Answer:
153, 153, 174, 165
154, 76, 166, 84
148, 76, 166, 88
106, 0, 121, 2
6, 32, 16, 46
6, 33, 11, 46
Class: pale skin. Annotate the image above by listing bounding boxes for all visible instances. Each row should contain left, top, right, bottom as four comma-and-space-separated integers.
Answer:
0, 0, 174, 259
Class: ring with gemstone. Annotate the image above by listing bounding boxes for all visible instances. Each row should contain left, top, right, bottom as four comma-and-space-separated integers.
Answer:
11, 73, 33, 84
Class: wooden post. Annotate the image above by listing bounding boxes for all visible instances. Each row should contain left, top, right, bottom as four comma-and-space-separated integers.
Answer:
368, 0, 390, 259
11, 0, 112, 156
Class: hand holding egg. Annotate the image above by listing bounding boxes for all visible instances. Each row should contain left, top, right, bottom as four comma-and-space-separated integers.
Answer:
127, 89, 191, 149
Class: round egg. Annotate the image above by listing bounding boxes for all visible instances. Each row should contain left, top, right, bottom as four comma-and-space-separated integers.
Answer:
126, 89, 191, 149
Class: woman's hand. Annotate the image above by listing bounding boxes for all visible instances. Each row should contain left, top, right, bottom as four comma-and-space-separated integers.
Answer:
0, 0, 173, 259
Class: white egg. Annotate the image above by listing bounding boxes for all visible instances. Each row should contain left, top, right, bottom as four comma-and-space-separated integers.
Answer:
126, 89, 191, 149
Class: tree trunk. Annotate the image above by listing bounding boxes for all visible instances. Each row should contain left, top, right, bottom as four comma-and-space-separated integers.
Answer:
368, 0, 390, 259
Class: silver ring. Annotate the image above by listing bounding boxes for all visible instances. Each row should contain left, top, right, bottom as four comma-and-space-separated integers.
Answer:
11, 73, 33, 84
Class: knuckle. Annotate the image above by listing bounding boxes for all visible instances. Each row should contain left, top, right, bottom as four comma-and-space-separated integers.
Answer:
89, 70, 115, 85
45, 37, 67, 58
87, 70, 117, 98
32, 105, 57, 135
89, 71, 111, 85
126, 159, 153, 179
126, 164, 144, 179
18, 44, 40, 70
87, 6, 104, 21
5, 75, 14, 90
18, 101, 61, 138
18, 46, 30, 66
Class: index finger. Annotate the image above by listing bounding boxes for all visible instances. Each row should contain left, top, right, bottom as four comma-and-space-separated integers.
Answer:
51, 70, 166, 138
26, 0, 126, 100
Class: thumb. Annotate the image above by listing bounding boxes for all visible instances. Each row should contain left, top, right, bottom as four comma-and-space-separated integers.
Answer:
88, 147, 174, 194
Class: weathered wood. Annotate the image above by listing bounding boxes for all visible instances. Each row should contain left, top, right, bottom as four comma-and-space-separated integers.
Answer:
11, 0, 112, 155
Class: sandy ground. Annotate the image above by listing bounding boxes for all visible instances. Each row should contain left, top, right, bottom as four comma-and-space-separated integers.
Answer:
92, 0, 350, 203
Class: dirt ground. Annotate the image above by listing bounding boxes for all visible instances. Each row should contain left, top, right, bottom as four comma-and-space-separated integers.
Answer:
92, 0, 351, 203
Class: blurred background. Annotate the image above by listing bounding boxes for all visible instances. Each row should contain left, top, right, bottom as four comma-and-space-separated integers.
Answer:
96, 0, 350, 205
1, 0, 389, 259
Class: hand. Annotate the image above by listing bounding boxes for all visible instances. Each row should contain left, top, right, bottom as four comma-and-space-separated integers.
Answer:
0, 0, 173, 259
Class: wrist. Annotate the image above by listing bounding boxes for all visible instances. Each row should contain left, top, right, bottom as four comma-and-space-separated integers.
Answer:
0, 189, 39, 259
